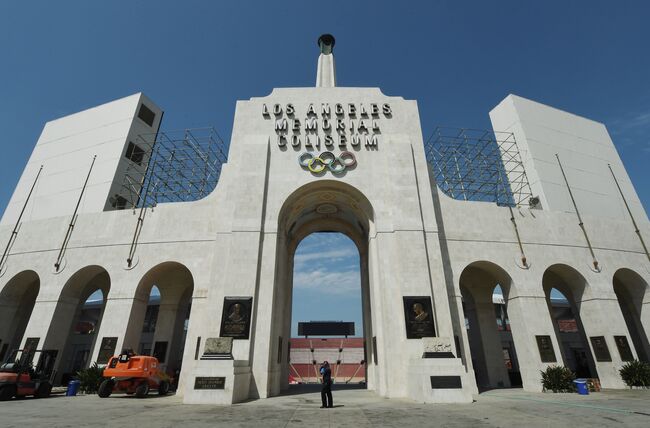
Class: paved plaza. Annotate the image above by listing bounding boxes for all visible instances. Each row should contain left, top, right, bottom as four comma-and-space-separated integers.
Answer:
1, 386, 649, 427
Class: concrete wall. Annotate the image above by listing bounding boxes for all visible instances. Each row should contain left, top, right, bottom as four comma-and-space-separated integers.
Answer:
1, 93, 162, 226
490, 94, 647, 222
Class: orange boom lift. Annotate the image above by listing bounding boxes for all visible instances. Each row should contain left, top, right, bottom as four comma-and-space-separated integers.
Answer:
98, 351, 170, 398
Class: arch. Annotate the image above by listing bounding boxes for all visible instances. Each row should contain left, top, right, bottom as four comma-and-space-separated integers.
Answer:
0, 270, 40, 359
134, 261, 194, 304
542, 264, 590, 308
459, 261, 521, 390
542, 263, 597, 378
267, 180, 376, 397
278, 180, 375, 254
44, 265, 110, 384
613, 268, 649, 361
124, 261, 194, 382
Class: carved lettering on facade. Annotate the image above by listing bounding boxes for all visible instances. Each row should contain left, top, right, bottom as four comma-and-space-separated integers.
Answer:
263, 102, 392, 149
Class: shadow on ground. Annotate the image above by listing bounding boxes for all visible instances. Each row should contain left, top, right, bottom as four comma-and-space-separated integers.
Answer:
280, 383, 367, 396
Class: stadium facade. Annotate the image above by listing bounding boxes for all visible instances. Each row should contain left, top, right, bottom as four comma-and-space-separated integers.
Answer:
0, 35, 648, 404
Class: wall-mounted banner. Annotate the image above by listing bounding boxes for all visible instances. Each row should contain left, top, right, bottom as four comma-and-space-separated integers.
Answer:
298, 151, 356, 174
220, 297, 253, 340
403, 296, 436, 339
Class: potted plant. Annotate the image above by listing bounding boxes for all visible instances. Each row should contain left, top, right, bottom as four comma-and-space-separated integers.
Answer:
619, 360, 650, 389
540, 365, 575, 392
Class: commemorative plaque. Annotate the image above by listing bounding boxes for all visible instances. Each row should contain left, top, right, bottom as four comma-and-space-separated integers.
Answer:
430, 376, 462, 389
97, 337, 118, 364
194, 376, 225, 390
590, 336, 612, 362
204, 337, 233, 354
535, 335, 557, 363
613, 336, 634, 362
422, 337, 454, 358
24, 337, 40, 363
220, 297, 253, 339
403, 296, 436, 339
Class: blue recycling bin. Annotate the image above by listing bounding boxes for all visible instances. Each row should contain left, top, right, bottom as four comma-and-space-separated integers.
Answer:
573, 379, 589, 395
66, 379, 81, 396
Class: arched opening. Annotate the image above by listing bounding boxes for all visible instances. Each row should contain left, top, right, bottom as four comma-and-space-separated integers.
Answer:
45, 265, 110, 385
125, 262, 193, 385
613, 268, 649, 362
270, 181, 375, 396
289, 232, 365, 386
460, 261, 522, 391
543, 264, 598, 378
0, 271, 40, 360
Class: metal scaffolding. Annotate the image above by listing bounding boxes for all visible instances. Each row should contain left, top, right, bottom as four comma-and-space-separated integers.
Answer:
119, 127, 228, 208
425, 127, 532, 207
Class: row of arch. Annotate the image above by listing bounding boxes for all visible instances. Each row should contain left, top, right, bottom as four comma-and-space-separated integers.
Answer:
458, 261, 649, 391
0, 262, 194, 386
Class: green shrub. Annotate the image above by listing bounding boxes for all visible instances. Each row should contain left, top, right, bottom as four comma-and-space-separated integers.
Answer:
619, 360, 650, 388
76, 362, 104, 394
540, 365, 575, 392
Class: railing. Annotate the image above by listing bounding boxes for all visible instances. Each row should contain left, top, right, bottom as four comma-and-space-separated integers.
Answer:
425, 127, 532, 207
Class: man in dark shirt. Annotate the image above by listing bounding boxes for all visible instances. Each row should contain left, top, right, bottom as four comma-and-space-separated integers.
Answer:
320, 361, 333, 408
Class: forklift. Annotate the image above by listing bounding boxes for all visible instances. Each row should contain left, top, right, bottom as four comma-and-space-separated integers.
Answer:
0, 349, 58, 401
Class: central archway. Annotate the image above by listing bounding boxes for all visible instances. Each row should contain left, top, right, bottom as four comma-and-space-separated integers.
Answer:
269, 180, 376, 396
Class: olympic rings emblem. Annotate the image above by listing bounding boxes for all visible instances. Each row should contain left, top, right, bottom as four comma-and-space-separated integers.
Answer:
298, 151, 357, 174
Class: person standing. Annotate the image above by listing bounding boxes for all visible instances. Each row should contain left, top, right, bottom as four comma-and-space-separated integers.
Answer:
320, 361, 333, 408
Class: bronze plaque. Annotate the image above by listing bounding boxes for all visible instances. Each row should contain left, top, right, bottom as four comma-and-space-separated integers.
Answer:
614, 336, 634, 362
403, 296, 436, 339
194, 376, 225, 390
220, 297, 253, 339
590, 336, 612, 362
535, 335, 557, 363
97, 337, 118, 364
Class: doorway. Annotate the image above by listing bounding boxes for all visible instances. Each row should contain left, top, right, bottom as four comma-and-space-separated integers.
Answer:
288, 232, 366, 387
269, 181, 376, 397
543, 265, 598, 379
460, 262, 522, 391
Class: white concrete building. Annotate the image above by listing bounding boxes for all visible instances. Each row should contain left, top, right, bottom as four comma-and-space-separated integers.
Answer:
0, 35, 648, 404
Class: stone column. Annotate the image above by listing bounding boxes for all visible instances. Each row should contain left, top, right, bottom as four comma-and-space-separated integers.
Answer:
578, 296, 630, 388
151, 301, 181, 371
505, 293, 564, 391
88, 295, 148, 364
249, 232, 279, 399
0, 302, 21, 348
473, 295, 511, 388
641, 290, 650, 359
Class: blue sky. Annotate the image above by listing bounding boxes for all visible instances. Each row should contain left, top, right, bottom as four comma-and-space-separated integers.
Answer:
292, 233, 361, 336
1, 1, 648, 335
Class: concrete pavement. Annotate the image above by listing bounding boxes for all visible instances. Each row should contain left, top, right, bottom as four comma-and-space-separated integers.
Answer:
1, 385, 649, 427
